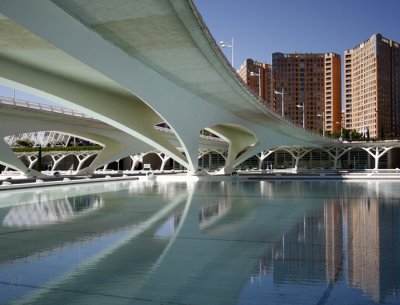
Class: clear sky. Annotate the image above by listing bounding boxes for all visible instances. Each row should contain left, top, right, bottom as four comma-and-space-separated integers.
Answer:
194, 0, 400, 68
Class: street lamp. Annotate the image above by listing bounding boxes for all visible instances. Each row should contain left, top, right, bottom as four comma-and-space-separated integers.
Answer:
219, 38, 234, 67
336, 111, 345, 141
250, 67, 261, 98
274, 89, 285, 117
296, 103, 305, 128
317, 112, 325, 137
336, 121, 343, 141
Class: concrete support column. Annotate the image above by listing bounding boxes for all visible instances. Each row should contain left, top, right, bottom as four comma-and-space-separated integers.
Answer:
204, 125, 258, 175
27, 155, 37, 169
76, 154, 94, 172
158, 153, 171, 171
0, 140, 31, 174
362, 146, 393, 170
285, 148, 312, 172
52, 154, 67, 171
322, 146, 353, 170
130, 154, 144, 171
257, 150, 275, 170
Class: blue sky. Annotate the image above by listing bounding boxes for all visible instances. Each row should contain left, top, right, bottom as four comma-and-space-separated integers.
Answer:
1, 0, 399, 104
194, 0, 400, 68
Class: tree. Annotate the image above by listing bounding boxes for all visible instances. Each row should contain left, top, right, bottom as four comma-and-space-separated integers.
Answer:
15, 138, 34, 147
342, 128, 350, 140
36, 145, 42, 172
350, 129, 363, 141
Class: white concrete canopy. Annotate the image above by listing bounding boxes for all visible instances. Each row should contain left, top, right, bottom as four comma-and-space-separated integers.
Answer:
0, 103, 152, 175
0, 99, 229, 175
0, 0, 335, 174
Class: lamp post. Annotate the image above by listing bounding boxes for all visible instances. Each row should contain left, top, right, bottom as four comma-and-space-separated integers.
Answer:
336, 121, 343, 141
342, 111, 345, 140
250, 67, 261, 98
274, 89, 285, 117
296, 103, 305, 129
317, 112, 325, 137
219, 38, 234, 67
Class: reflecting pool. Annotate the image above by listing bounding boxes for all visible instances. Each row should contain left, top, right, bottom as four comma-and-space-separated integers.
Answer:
1, 179, 400, 305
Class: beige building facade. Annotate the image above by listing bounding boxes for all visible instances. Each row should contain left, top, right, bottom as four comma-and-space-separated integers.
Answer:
344, 33, 400, 139
272, 52, 342, 133
237, 59, 273, 107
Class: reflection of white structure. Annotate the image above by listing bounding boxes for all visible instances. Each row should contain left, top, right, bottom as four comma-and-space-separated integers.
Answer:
199, 198, 231, 229
2, 196, 102, 228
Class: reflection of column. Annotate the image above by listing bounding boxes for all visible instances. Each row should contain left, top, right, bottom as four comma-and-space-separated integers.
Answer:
345, 197, 380, 302
271, 200, 344, 285
273, 209, 327, 284
324, 200, 343, 283
199, 197, 231, 230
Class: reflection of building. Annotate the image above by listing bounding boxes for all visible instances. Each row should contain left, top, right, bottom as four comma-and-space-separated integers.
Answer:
154, 214, 181, 238
199, 198, 230, 229
272, 52, 342, 133
344, 197, 400, 302
237, 59, 273, 106
324, 201, 343, 283
344, 34, 400, 139
272, 202, 343, 284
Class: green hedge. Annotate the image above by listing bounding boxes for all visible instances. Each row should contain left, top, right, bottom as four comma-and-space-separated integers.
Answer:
12, 145, 103, 153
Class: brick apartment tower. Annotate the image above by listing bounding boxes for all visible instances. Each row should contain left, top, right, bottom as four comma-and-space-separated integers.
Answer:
344, 33, 400, 139
272, 52, 342, 133
237, 59, 273, 107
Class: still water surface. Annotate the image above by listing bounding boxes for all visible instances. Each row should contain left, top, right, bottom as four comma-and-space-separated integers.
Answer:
0, 179, 400, 305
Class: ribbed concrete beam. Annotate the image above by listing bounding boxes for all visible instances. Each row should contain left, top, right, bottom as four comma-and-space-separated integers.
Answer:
0, 58, 191, 170
0, 106, 153, 175
0, 0, 338, 176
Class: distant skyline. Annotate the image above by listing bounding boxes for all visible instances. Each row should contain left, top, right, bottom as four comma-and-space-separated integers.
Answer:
194, 0, 400, 68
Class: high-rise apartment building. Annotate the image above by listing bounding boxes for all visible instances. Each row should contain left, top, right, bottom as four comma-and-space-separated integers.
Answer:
237, 59, 273, 106
272, 52, 342, 133
344, 33, 400, 139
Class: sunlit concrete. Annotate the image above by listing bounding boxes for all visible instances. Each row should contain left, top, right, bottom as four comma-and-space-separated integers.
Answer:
0, 0, 334, 174
0, 100, 231, 175
0, 101, 154, 175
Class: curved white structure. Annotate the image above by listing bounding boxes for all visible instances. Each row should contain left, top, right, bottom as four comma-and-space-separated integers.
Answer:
0, 1, 334, 174
0, 98, 229, 175
0, 99, 152, 175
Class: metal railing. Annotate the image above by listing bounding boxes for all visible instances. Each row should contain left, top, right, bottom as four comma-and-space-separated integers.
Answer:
4, 131, 71, 148
0, 96, 92, 119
